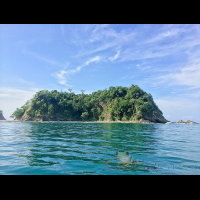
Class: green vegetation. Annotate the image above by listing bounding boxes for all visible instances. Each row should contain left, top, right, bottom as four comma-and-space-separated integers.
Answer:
10, 85, 165, 122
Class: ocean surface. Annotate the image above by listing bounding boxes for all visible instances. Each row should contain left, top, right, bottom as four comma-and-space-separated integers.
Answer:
0, 122, 200, 175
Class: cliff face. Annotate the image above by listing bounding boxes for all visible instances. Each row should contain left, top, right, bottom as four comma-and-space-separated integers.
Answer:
0, 113, 6, 120
142, 112, 168, 123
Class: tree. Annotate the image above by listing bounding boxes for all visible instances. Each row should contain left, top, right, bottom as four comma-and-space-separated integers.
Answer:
0, 110, 3, 114
119, 99, 129, 117
21, 100, 31, 112
10, 108, 24, 119
91, 108, 97, 119
58, 99, 64, 110
68, 89, 72, 93
81, 112, 89, 120
48, 104, 54, 115
129, 98, 136, 115
80, 90, 85, 95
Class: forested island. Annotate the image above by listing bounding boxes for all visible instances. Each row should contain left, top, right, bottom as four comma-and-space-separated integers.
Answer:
10, 85, 168, 123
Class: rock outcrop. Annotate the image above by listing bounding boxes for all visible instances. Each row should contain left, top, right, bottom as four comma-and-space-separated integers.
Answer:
143, 112, 168, 123
186, 120, 196, 124
178, 119, 187, 123
0, 112, 6, 120
171, 119, 197, 124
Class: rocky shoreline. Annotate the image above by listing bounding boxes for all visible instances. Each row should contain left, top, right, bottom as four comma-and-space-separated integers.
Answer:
0, 119, 163, 123
1, 119, 198, 124
0, 119, 198, 124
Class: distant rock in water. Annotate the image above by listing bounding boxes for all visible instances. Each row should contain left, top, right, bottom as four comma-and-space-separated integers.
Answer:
186, 120, 196, 124
0, 112, 6, 120
171, 119, 197, 124
178, 120, 187, 123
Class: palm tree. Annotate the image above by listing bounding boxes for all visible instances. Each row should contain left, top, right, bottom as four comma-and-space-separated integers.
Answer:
80, 90, 85, 95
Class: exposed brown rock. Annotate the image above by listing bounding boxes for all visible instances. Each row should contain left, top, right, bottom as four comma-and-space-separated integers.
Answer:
178, 120, 186, 123
186, 120, 196, 124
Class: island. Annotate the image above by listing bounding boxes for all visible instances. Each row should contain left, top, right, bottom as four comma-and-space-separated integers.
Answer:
10, 85, 169, 123
169, 120, 197, 124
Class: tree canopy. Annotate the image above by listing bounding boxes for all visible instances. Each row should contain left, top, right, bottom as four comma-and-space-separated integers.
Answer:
10, 85, 164, 122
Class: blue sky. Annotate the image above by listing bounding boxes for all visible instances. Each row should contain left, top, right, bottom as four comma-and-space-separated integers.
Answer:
0, 24, 200, 122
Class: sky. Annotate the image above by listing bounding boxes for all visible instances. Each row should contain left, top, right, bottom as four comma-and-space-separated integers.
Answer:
0, 24, 200, 122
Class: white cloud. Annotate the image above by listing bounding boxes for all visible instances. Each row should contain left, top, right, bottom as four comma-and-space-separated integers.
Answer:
84, 56, 100, 65
145, 28, 183, 43
172, 64, 200, 88
136, 64, 151, 71
118, 25, 200, 62
52, 56, 100, 85
0, 93, 10, 97
17, 78, 35, 86
18, 37, 52, 46
73, 25, 136, 57
155, 97, 200, 123
153, 63, 200, 89
0, 87, 40, 120
109, 50, 120, 61
121, 75, 137, 80
89, 24, 117, 43
23, 50, 69, 68
53, 70, 68, 85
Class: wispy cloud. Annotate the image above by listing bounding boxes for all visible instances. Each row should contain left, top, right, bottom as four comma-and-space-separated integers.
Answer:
109, 50, 120, 61
172, 64, 200, 89
155, 97, 200, 122
72, 25, 136, 57
145, 27, 183, 43
17, 78, 35, 86
84, 56, 100, 65
136, 64, 151, 71
53, 70, 68, 85
17, 37, 52, 46
0, 87, 39, 97
121, 75, 137, 80
117, 25, 200, 62
151, 61, 200, 90
52, 56, 100, 86
22, 50, 69, 68
0, 87, 41, 120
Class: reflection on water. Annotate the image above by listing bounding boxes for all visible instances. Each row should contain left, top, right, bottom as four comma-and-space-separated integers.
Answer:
0, 122, 200, 174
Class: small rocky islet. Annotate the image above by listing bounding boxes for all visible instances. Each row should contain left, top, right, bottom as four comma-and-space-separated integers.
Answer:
169, 119, 197, 124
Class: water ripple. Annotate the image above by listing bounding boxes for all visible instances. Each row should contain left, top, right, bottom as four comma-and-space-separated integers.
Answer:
0, 122, 200, 174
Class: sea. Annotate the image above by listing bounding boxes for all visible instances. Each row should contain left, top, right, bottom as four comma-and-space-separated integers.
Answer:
0, 122, 200, 175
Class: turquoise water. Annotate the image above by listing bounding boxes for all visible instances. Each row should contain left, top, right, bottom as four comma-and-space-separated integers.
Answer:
0, 122, 200, 175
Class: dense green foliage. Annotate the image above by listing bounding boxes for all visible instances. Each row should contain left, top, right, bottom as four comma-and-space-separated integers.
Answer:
10, 85, 163, 121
